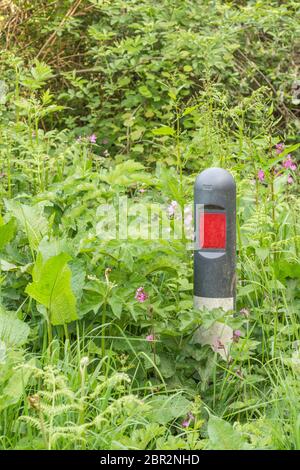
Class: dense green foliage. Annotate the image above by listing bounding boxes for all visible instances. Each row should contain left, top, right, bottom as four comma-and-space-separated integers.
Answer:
0, 0, 299, 450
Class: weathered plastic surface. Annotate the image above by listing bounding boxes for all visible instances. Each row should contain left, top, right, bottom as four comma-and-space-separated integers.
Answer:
194, 167, 236, 305
193, 168, 236, 359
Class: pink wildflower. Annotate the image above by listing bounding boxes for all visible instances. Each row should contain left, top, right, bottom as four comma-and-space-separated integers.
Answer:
282, 155, 297, 171
275, 142, 285, 154
182, 412, 195, 429
139, 188, 146, 193
283, 155, 293, 168
257, 170, 265, 182
287, 175, 294, 184
89, 134, 97, 144
135, 287, 148, 303
146, 334, 154, 342
232, 330, 242, 343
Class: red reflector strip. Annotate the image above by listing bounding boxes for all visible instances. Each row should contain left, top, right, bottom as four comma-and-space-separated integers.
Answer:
200, 212, 226, 249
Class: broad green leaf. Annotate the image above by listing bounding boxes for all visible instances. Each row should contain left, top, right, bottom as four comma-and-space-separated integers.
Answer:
101, 160, 152, 186
38, 237, 72, 262
5, 200, 48, 251
207, 415, 250, 450
255, 247, 269, 262
39, 104, 65, 118
168, 90, 177, 101
79, 297, 102, 318
70, 259, 86, 302
25, 253, 78, 325
155, 165, 185, 204
138, 85, 152, 98
238, 284, 256, 296
159, 354, 175, 378
131, 127, 144, 141
275, 260, 300, 280
108, 296, 123, 318
182, 105, 198, 116
21, 61, 53, 90
0, 358, 35, 412
0, 219, 16, 250
146, 394, 191, 425
152, 126, 175, 136
143, 258, 180, 276
0, 311, 30, 347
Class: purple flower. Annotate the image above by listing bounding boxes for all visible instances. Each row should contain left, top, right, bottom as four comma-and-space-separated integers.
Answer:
181, 412, 195, 428
283, 155, 297, 171
232, 330, 242, 343
275, 142, 285, 154
283, 155, 292, 168
257, 170, 265, 182
167, 200, 178, 217
135, 287, 148, 303
146, 334, 154, 342
287, 175, 294, 184
89, 134, 97, 144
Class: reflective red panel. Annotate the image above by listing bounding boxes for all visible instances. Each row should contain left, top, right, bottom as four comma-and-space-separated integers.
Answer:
200, 212, 226, 249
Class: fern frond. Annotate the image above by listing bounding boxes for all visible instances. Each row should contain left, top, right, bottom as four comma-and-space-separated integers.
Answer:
19, 415, 44, 432
40, 403, 82, 416
103, 395, 145, 418
39, 389, 75, 401
90, 373, 131, 399
52, 422, 90, 435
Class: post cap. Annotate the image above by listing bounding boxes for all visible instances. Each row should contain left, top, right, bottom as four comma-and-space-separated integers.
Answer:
194, 167, 235, 191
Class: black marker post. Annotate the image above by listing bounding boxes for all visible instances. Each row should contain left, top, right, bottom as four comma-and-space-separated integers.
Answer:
193, 168, 236, 356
